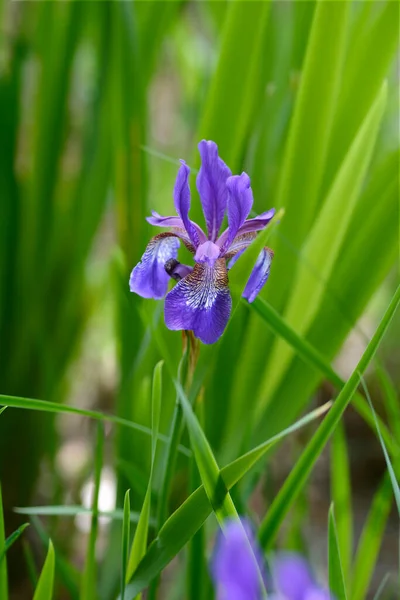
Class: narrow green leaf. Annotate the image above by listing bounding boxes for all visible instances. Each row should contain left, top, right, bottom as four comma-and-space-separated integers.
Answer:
126, 362, 163, 587
33, 540, 55, 600
81, 424, 104, 600
372, 573, 391, 600
351, 474, 393, 600
331, 423, 352, 584
376, 364, 400, 444
328, 504, 347, 600
14, 506, 146, 524
246, 296, 397, 456
0, 484, 8, 600
22, 540, 38, 590
123, 402, 328, 596
121, 490, 130, 600
0, 394, 190, 457
257, 81, 388, 416
360, 376, 400, 515
0, 406, 7, 417
258, 284, 400, 549
1, 523, 30, 560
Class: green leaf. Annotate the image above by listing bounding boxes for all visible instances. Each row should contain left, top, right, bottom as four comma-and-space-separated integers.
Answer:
0, 394, 190, 457
14, 506, 146, 524
257, 81, 388, 417
0, 406, 7, 417
123, 402, 328, 597
121, 490, 131, 600
328, 504, 347, 600
331, 423, 352, 584
81, 424, 104, 600
258, 284, 400, 549
1, 523, 30, 560
350, 474, 394, 600
376, 364, 400, 444
0, 484, 8, 600
246, 296, 397, 456
126, 362, 163, 587
33, 540, 55, 600
360, 376, 400, 515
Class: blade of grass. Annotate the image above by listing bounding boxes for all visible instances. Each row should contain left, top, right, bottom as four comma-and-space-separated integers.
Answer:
23, 540, 38, 591
15, 506, 145, 524
258, 284, 400, 549
1, 523, 30, 560
257, 81, 387, 418
126, 362, 162, 587
360, 375, 400, 515
81, 424, 104, 600
121, 490, 130, 600
0, 395, 190, 457
33, 540, 55, 600
0, 484, 7, 600
331, 423, 352, 585
328, 504, 348, 600
123, 402, 329, 596
0, 407, 7, 417
376, 364, 400, 444
246, 297, 397, 456
350, 473, 394, 600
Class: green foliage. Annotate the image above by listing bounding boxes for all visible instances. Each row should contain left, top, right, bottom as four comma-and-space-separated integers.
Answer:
33, 540, 55, 600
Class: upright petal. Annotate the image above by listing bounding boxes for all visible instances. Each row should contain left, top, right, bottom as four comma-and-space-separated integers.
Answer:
129, 233, 180, 299
223, 173, 254, 250
211, 519, 264, 600
242, 247, 274, 303
164, 258, 231, 344
174, 160, 200, 247
196, 140, 232, 241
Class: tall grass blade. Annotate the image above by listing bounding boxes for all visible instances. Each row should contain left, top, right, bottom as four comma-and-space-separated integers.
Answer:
1, 523, 29, 560
258, 284, 400, 549
328, 504, 348, 600
0, 484, 8, 600
33, 540, 55, 600
121, 490, 130, 600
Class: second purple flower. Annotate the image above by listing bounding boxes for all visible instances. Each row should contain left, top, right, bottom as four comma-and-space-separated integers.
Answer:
130, 140, 275, 344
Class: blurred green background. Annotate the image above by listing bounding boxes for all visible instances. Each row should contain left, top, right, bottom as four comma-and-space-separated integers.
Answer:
0, 0, 398, 598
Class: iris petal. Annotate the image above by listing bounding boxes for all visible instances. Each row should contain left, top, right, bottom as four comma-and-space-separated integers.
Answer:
272, 553, 315, 600
242, 247, 274, 303
147, 211, 207, 247
164, 258, 232, 344
223, 173, 254, 250
129, 233, 180, 299
174, 161, 200, 247
196, 140, 232, 241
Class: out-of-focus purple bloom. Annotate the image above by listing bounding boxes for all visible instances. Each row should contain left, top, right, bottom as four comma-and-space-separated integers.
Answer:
129, 140, 275, 344
211, 519, 265, 600
210, 519, 332, 600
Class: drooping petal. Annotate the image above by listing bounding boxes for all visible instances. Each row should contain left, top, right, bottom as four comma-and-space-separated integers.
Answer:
129, 233, 180, 299
242, 247, 274, 303
211, 519, 264, 600
272, 553, 315, 600
164, 258, 231, 344
147, 211, 207, 246
222, 173, 254, 250
174, 160, 200, 247
196, 140, 232, 241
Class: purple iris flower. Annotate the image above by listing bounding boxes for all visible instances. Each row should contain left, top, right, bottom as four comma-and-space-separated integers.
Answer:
129, 140, 275, 344
211, 519, 332, 600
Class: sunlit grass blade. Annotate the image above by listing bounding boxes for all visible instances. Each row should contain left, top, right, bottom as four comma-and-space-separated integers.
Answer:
246, 296, 397, 455
257, 81, 387, 417
0, 406, 7, 417
121, 490, 130, 600
0, 484, 8, 600
360, 376, 400, 515
350, 473, 394, 600
33, 540, 55, 600
126, 362, 163, 588
328, 504, 348, 600
258, 284, 400, 549
81, 424, 104, 600
123, 402, 328, 596
331, 423, 352, 585
0, 394, 189, 456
